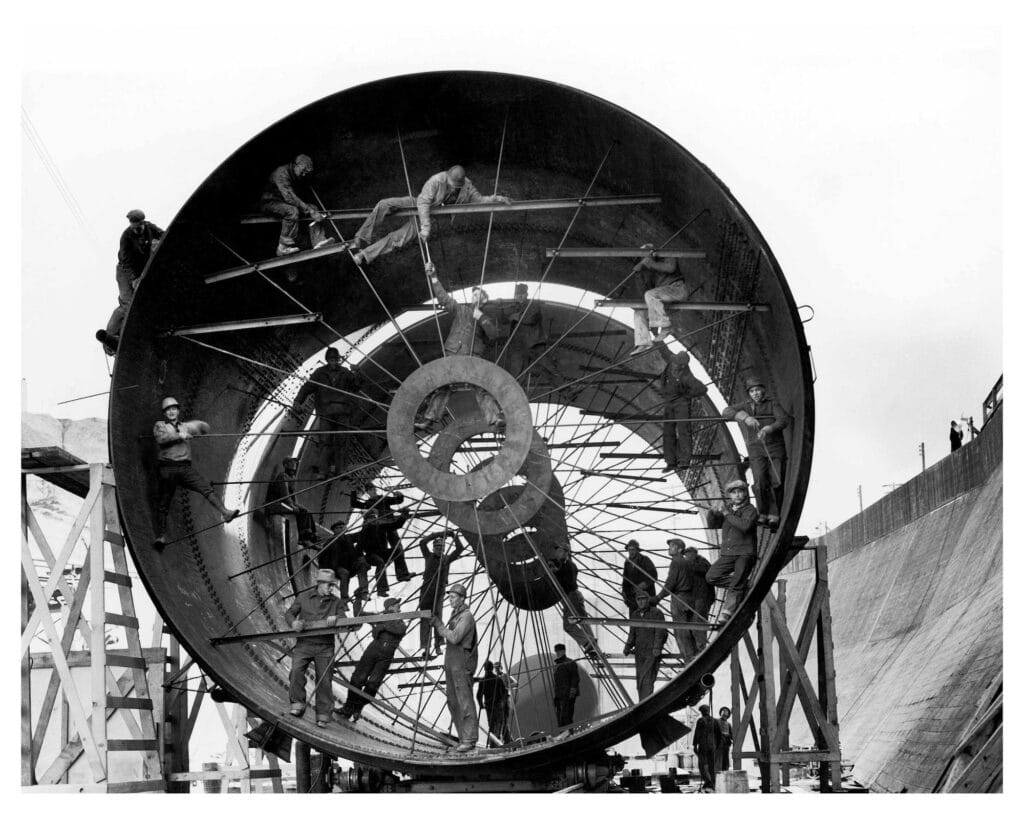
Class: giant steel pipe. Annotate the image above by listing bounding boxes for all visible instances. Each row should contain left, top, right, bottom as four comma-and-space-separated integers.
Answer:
109, 71, 813, 776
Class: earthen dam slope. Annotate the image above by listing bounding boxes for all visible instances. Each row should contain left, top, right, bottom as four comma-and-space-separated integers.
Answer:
779, 406, 1002, 792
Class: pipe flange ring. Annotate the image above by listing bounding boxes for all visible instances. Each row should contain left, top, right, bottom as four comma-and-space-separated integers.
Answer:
428, 420, 553, 534
386, 356, 532, 502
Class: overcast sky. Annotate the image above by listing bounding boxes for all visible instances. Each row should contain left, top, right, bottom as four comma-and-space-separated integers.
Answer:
14, 3, 1012, 537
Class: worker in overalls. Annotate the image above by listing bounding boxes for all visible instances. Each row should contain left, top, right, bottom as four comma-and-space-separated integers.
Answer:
433, 583, 479, 752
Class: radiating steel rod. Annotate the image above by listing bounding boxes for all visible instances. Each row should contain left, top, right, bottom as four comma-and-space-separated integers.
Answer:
160, 312, 322, 337
595, 299, 770, 312
546, 248, 706, 259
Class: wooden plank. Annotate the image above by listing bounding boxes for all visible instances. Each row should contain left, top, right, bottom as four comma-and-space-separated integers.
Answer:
545, 247, 706, 259
105, 780, 166, 793
107, 739, 160, 752
30, 648, 167, 669
161, 312, 322, 337
105, 655, 148, 669
210, 609, 432, 646
756, 598, 779, 792
105, 612, 139, 629
107, 696, 154, 710
89, 465, 108, 775
104, 570, 132, 587
575, 616, 712, 631
595, 299, 770, 312
166, 768, 282, 782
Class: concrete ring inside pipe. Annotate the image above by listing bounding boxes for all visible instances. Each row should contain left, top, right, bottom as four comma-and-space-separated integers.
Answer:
429, 420, 553, 534
386, 356, 532, 501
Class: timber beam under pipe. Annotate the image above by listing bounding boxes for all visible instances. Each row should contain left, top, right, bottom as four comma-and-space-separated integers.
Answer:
209, 610, 432, 646
160, 313, 322, 337
546, 248, 706, 259
595, 299, 771, 313
238, 194, 662, 225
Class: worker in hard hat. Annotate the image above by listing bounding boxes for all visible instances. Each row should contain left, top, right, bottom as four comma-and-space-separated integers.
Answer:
286, 568, 343, 727
96, 208, 164, 354
722, 375, 791, 529
349, 165, 512, 267
292, 347, 367, 476
336, 597, 406, 722
433, 582, 479, 752
705, 480, 759, 621
259, 154, 333, 258
629, 243, 691, 356
152, 396, 238, 551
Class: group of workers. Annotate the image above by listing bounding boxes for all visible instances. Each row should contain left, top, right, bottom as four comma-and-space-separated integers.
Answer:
121, 154, 794, 760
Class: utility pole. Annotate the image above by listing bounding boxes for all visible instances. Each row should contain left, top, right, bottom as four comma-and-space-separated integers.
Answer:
857, 485, 863, 515
918, 442, 926, 473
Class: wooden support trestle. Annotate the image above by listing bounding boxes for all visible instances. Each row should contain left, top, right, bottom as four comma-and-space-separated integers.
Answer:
728, 544, 843, 793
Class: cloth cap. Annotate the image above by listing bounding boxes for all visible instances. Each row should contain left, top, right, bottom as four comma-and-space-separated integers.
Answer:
698, 704, 711, 714
387, 491, 405, 505
725, 479, 749, 493
684, 546, 699, 555
447, 583, 467, 598
126, 209, 145, 223
325, 347, 341, 360
626, 539, 640, 550
514, 283, 528, 294
666, 538, 685, 548
330, 520, 347, 531
553, 643, 566, 652
161, 396, 179, 410
745, 375, 765, 390
383, 597, 401, 609
314, 568, 339, 585
295, 154, 313, 169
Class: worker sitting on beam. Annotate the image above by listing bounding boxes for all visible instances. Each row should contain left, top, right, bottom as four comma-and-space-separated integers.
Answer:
629, 243, 691, 356
259, 154, 333, 259
349, 165, 512, 267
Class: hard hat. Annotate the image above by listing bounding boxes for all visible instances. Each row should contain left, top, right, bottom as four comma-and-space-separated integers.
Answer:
745, 375, 765, 390
325, 347, 341, 360
314, 568, 339, 585
161, 396, 180, 411
126, 209, 145, 223
447, 583, 467, 598
725, 479, 749, 493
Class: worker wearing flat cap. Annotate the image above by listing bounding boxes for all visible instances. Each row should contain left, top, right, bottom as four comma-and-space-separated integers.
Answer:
96, 209, 165, 354
433, 583, 479, 752
337, 597, 406, 722
705, 480, 759, 621
655, 538, 701, 662
286, 568, 343, 727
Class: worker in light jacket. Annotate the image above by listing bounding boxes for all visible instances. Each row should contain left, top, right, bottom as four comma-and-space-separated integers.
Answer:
286, 568, 342, 727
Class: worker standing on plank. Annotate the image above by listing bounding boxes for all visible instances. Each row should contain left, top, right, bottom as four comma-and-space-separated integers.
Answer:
685, 546, 714, 653
336, 597, 406, 723
629, 243, 690, 356
552, 643, 580, 727
623, 589, 667, 698
705, 479, 759, 621
417, 529, 465, 657
722, 376, 791, 529
259, 154, 333, 257
621, 539, 657, 614
151, 396, 238, 551
692, 703, 723, 792
318, 521, 370, 615
433, 583, 479, 752
655, 538, 699, 662
96, 209, 164, 354
350, 165, 511, 267
286, 568, 342, 727
292, 347, 366, 476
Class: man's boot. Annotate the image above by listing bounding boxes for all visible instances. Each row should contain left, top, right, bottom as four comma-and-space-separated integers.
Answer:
209, 495, 240, 524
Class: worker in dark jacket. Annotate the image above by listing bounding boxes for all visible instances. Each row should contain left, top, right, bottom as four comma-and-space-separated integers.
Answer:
336, 597, 406, 722
351, 488, 413, 596
717, 706, 734, 772
552, 643, 580, 727
292, 347, 367, 476
318, 522, 370, 614
349, 165, 511, 267
476, 660, 511, 744
418, 263, 503, 429
705, 480, 760, 620
433, 583, 479, 752
685, 546, 714, 652
950, 420, 964, 452
287, 568, 343, 727
692, 703, 723, 791
502, 283, 548, 376
264, 457, 316, 549
151, 396, 238, 551
417, 530, 465, 656
722, 376, 791, 528
621, 539, 658, 613
630, 244, 690, 356
655, 538, 699, 661
623, 589, 667, 699
657, 351, 709, 472
96, 209, 165, 354
259, 154, 332, 257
